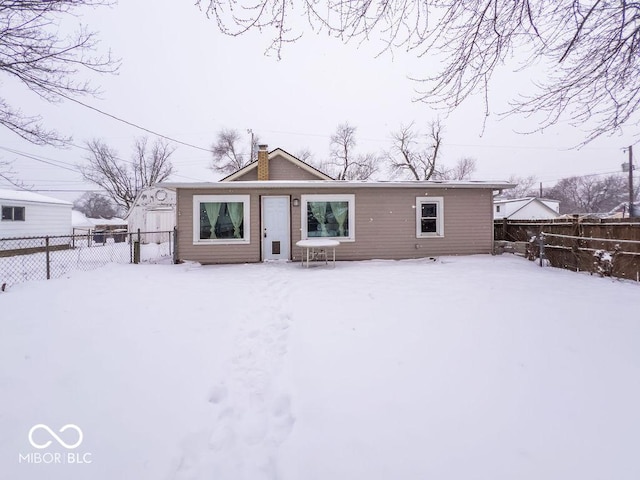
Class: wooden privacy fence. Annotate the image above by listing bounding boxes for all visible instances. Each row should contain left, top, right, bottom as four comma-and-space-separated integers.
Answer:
495, 218, 640, 281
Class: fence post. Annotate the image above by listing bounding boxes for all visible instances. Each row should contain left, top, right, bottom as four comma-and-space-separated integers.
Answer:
45, 236, 51, 280
538, 233, 545, 267
133, 228, 141, 264
173, 227, 178, 264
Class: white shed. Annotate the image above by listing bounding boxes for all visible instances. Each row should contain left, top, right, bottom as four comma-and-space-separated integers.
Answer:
0, 189, 72, 239
494, 197, 561, 220
126, 187, 176, 244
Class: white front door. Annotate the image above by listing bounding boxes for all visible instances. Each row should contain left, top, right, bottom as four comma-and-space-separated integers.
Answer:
261, 196, 290, 260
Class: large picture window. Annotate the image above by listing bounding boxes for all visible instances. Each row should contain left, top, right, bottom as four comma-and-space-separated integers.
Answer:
301, 194, 355, 241
193, 195, 250, 244
416, 197, 444, 237
2, 206, 25, 221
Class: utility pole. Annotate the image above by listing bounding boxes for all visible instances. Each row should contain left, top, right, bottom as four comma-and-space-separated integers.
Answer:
247, 129, 255, 163
628, 145, 634, 217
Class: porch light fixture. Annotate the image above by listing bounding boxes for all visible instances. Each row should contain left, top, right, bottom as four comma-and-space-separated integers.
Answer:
292, 198, 300, 207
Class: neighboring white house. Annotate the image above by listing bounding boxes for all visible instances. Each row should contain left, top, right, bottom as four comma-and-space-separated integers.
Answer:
125, 187, 176, 243
494, 197, 561, 220
72, 210, 127, 233
0, 189, 72, 238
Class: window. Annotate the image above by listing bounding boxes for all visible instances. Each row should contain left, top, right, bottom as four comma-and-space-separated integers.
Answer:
496, 205, 501, 212
193, 195, 250, 244
301, 194, 355, 241
416, 197, 444, 237
2, 206, 25, 221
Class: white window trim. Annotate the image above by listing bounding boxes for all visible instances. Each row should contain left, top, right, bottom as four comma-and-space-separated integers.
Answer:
416, 196, 444, 238
301, 194, 355, 242
193, 195, 251, 245
1, 205, 25, 221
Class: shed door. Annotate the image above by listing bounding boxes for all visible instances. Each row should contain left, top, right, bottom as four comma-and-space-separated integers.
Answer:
261, 196, 290, 260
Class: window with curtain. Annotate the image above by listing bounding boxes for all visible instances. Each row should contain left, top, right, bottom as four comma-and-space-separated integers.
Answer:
193, 195, 250, 244
302, 194, 355, 241
416, 197, 444, 237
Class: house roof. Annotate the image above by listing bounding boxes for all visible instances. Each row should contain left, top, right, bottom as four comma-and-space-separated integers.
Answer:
0, 188, 72, 206
494, 196, 559, 205
509, 199, 559, 219
72, 210, 127, 229
160, 180, 516, 190
220, 148, 334, 181
495, 197, 560, 219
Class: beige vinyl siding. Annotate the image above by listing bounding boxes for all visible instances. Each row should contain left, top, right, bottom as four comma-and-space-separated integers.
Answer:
177, 188, 261, 263
232, 169, 258, 181
176, 186, 494, 264
293, 188, 493, 260
231, 154, 327, 182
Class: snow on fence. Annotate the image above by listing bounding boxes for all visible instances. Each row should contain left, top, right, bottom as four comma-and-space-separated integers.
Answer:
533, 232, 640, 281
494, 218, 640, 281
0, 230, 176, 288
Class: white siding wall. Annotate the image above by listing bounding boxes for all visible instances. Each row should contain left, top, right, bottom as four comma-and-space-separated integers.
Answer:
0, 200, 72, 238
127, 188, 176, 243
541, 200, 560, 213
509, 202, 559, 220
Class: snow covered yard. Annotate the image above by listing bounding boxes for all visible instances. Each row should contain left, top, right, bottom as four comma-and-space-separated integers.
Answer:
1, 255, 639, 480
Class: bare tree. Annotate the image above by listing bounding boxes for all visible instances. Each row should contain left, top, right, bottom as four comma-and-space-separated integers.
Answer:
434, 157, 476, 180
73, 192, 119, 219
80, 137, 174, 212
1, 1, 118, 146
388, 121, 443, 180
196, 1, 640, 142
0, 158, 24, 188
501, 175, 538, 199
546, 174, 629, 214
210, 128, 260, 174
326, 122, 379, 180
295, 148, 314, 164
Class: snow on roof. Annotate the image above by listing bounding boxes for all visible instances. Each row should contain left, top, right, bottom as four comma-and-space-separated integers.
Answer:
72, 210, 94, 228
160, 180, 516, 190
0, 188, 72, 205
72, 210, 127, 229
494, 196, 559, 204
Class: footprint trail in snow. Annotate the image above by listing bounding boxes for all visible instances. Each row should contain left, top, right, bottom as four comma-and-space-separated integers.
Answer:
171, 266, 296, 480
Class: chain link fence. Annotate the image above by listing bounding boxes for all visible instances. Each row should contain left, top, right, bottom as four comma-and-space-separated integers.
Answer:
0, 230, 175, 288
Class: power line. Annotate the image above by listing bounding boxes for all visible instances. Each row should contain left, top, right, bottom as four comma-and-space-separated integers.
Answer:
0, 146, 80, 174
1, 143, 210, 183
55, 91, 213, 153
66, 142, 209, 182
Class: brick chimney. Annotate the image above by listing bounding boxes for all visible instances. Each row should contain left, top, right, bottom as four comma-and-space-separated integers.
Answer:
257, 144, 269, 181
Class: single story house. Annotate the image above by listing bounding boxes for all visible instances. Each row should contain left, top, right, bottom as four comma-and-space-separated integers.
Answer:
160, 146, 514, 264
125, 187, 176, 244
1, 189, 72, 239
494, 197, 560, 220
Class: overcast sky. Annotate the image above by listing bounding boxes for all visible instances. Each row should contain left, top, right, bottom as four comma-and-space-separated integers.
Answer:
0, 1, 636, 203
